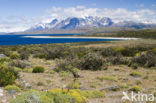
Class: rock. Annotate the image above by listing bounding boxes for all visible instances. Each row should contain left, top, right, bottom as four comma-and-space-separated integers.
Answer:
0, 88, 3, 97
25, 83, 30, 87
0, 54, 6, 59
2, 99, 6, 103
108, 85, 121, 91
8, 90, 16, 96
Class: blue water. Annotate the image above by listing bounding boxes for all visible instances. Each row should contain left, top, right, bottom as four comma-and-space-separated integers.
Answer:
0, 34, 120, 45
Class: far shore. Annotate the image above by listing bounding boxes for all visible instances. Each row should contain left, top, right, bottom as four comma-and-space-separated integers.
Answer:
23, 36, 139, 40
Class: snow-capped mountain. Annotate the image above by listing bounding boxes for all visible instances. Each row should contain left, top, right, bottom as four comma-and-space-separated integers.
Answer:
27, 16, 156, 32
112, 21, 156, 29
27, 16, 113, 31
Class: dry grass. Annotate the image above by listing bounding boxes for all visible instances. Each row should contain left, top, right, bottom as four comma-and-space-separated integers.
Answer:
15, 63, 156, 103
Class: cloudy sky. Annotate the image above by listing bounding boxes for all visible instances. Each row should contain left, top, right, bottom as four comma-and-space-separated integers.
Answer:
0, 0, 156, 32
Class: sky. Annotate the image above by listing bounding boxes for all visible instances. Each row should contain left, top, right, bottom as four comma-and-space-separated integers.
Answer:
0, 0, 156, 32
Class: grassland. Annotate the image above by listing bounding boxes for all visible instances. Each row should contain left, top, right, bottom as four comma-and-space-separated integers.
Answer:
0, 38, 156, 103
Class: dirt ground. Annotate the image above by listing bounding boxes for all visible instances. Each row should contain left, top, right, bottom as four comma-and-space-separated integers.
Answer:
15, 57, 156, 103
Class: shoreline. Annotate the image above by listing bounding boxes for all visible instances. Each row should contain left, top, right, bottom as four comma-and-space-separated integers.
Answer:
23, 36, 139, 40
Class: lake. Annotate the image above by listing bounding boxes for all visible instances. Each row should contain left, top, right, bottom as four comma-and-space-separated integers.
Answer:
0, 34, 124, 45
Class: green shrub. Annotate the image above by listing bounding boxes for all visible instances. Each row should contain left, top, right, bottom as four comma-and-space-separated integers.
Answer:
37, 82, 44, 86
154, 92, 156, 97
19, 52, 29, 60
14, 67, 22, 72
76, 50, 88, 59
59, 71, 70, 77
43, 46, 68, 60
39, 54, 46, 59
101, 47, 118, 57
0, 65, 18, 86
90, 83, 100, 88
80, 90, 105, 98
80, 53, 104, 70
10, 90, 54, 103
130, 72, 142, 77
10, 52, 20, 59
49, 89, 88, 103
22, 68, 32, 73
107, 56, 129, 65
129, 86, 142, 92
67, 82, 80, 89
131, 64, 138, 69
151, 48, 156, 52
50, 70, 55, 75
4, 85, 21, 92
32, 66, 45, 73
56, 61, 79, 78
0, 57, 10, 63
150, 67, 156, 70
97, 76, 116, 81
11, 88, 88, 102
55, 59, 72, 72
120, 83, 129, 89
132, 51, 156, 67
120, 47, 139, 57
10, 60, 29, 69
113, 47, 126, 55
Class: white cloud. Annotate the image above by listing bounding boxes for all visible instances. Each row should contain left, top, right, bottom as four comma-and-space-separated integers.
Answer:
0, 6, 156, 32
45, 6, 156, 23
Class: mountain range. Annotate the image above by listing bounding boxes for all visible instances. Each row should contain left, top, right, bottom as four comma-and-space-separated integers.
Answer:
26, 16, 156, 33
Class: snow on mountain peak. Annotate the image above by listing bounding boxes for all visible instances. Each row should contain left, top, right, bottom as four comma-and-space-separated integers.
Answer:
28, 16, 113, 31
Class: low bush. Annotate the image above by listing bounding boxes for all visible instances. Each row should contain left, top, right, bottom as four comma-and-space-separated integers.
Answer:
10, 52, 20, 59
80, 53, 104, 70
43, 46, 69, 60
0, 57, 10, 63
37, 82, 44, 86
79, 90, 105, 98
4, 85, 21, 92
151, 48, 156, 52
0, 65, 18, 86
130, 72, 142, 77
10, 60, 29, 69
22, 68, 32, 73
10, 90, 54, 103
130, 64, 138, 69
101, 47, 118, 57
120, 83, 129, 89
49, 89, 88, 103
129, 86, 142, 92
97, 76, 116, 81
113, 47, 126, 55
131, 51, 156, 67
19, 52, 29, 60
55, 59, 72, 72
154, 92, 156, 97
59, 71, 70, 77
56, 61, 79, 78
90, 82, 100, 88
13, 67, 22, 72
150, 67, 156, 70
67, 82, 80, 89
50, 70, 55, 75
107, 56, 129, 65
32, 66, 45, 73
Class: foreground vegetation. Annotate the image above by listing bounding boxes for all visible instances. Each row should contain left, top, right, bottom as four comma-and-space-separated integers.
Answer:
0, 39, 155, 103
86, 29, 156, 39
